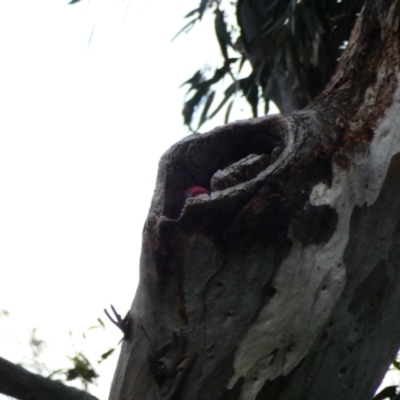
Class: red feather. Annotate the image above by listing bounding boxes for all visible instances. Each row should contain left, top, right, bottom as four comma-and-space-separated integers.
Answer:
184, 186, 210, 198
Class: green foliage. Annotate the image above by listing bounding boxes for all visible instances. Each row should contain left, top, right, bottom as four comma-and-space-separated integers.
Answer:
58, 317, 114, 389
98, 348, 115, 363
181, 59, 238, 131
177, 0, 364, 130
4, 316, 116, 393
65, 352, 98, 389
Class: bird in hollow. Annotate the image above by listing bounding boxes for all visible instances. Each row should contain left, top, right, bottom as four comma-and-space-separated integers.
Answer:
184, 185, 210, 199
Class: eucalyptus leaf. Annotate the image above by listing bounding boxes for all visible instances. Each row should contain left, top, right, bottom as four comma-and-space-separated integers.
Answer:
215, 8, 231, 61
198, 91, 215, 129
263, 76, 273, 100
301, 6, 316, 39
99, 348, 115, 363
371, 386, 397, 400
208, 82, 237, 119
183, 88, 208, 126
393, 358, 400, 371
180, 0, 364, 123
238, 56, 246, 73
180, 70, 204, 89
260, 15, 286, 37
264, 100, 270, 115
97, 317, 105, 329
313, 2, 330, 33
172, 18, 198, 42
264, 0, 279, 14
239, 74, 258, 117
199, 0, 209, 19
224, 100, 234, 124
287, 33, 304, 86
184, 7, 200, 19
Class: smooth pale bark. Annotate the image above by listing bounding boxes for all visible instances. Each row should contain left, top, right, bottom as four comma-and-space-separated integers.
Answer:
108, 1, 400, 399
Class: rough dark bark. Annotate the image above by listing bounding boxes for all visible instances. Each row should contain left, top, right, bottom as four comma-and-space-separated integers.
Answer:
109, 0, 400, 399
0, 356, 98, 400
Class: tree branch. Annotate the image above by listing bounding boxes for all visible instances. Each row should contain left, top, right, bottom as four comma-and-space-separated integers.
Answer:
0, 356, 99, 400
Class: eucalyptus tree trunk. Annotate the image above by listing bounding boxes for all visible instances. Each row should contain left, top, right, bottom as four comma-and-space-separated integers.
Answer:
109, 1, 400, 399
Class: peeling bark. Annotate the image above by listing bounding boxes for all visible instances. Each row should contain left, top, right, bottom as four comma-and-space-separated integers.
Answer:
110, 1, 400, 399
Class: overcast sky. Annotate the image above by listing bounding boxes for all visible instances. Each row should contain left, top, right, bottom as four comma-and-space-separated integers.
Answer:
0, 0, 227, 397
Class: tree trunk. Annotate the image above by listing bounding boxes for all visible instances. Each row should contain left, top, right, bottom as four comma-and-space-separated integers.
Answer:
109, 1, 400, 399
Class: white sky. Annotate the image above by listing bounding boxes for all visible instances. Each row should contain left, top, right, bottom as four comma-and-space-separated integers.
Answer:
0, 0, 257, 398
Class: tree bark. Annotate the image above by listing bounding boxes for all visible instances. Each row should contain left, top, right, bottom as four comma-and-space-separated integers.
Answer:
0, 356, 98, 400
110, 1, 400, 399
